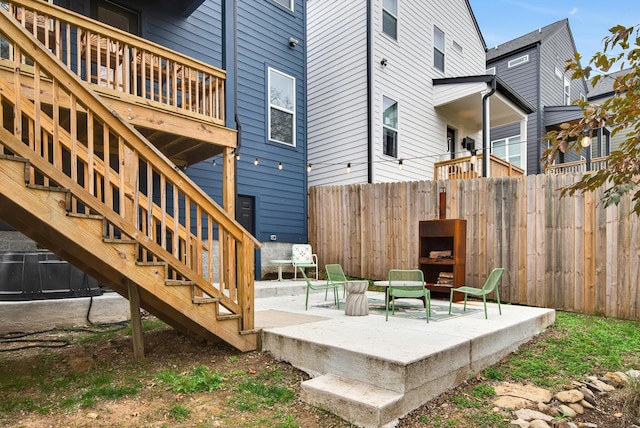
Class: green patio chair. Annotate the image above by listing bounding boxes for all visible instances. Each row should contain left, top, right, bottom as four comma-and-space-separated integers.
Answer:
448, 267, 505, 319
299, 267, 340, 310
325, 263, 348, 298
386, 269, 430, 322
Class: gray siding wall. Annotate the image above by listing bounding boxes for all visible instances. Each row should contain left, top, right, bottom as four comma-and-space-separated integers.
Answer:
488, 26, 589, 174
487, 45, 539, 173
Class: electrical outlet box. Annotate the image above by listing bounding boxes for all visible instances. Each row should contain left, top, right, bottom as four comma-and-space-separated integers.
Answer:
270, 235, 277, 241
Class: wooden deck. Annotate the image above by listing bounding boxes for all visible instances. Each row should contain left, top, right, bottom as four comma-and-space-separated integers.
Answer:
3, 0, 235, 166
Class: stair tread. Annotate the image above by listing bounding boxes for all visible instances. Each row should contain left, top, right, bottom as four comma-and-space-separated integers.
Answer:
165, 279, 196, 286
192, 297, 219, 304
303, 373, 402, 406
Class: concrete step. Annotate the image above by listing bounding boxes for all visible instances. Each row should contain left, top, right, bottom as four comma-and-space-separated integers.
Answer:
300, 373, 402, 428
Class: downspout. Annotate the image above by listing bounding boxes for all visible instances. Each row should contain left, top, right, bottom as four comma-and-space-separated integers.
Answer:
481, 76, 497, 178
222, 0, 241, 156
366, 0, 373, 183
535, 43, 542, 174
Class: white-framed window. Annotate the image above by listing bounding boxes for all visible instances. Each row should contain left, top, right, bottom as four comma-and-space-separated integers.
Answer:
485, 67, 496, 75
268, 68, 296, 146
434, 25, 445, 72
272, 0, 293, 11
382, 0, 397, 40
491, 135, 523, 168
564, 78, 571, 105
508, 54, 528, 68
382, 96, 398, 158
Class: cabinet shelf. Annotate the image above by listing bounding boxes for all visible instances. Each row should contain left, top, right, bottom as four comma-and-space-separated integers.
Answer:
419, 219, 466, 301
418, 257, 455, 265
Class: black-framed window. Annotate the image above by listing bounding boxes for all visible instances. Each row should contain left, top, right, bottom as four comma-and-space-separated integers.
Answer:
383, 96, 398, 158
434, 25, 445, 72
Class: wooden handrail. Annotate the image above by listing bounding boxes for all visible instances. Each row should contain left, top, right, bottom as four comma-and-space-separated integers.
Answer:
0, 9, 258, 328
4, 0, 225, 123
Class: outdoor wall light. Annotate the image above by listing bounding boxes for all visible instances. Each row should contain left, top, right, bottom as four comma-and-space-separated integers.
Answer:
278, 162, 283, 170
347, 163, 351, 173
289, 37, 298, 48
254, 158, 259, 166
580, 135, 592, 148
398, 159, 403, 171
380, 58, 388, 67
307, 163, 312, 172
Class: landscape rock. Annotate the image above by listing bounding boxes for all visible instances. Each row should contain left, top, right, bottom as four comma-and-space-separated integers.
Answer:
494, 395, 533, 409
556, 390, 584, 403
509, 419, 530, 428
557, 404, 577, 418
515, 408, 554, 422
494, 382, 553, 403
604, 371, 624, 386
576, 423, 598, 428
529, 420, 551, 428
578, 399, 594, 409
567, 402, 584, 415
552, 421, 577, 428
578, 387, 596, 405
586, 376, 616, 392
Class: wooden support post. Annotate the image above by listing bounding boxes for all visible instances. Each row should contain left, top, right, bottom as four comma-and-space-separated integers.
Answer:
222, 147, 236, 291
127, 280, 145, 360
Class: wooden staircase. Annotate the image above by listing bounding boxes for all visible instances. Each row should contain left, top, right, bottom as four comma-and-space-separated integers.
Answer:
0, 7, 260, 351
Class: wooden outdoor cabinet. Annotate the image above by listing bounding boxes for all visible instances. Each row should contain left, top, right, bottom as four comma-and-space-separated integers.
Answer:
418, 219, 466, 301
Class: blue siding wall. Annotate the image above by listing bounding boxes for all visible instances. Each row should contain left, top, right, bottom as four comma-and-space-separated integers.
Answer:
57, 0, 308, 246
190, 0, 308, 244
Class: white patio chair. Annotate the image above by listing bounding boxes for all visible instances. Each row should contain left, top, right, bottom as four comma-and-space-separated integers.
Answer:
291, 244, 318, 280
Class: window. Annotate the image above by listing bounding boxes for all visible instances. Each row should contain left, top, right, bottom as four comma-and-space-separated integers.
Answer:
485, 67, 496, 75
564, 78, 571, 105
268, 68, 296, 146
382, 96, 398, 158
382, 0, 397, 39
434, 26, 445, 72
491, 135, 523, 168
507, 54, 528, 68
272, 0, 293, 11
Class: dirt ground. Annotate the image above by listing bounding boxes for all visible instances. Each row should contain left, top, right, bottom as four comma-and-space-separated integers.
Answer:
0, 321, 631, 428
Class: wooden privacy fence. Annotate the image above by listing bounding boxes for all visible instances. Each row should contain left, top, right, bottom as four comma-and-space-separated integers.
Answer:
308, 174, 640, 320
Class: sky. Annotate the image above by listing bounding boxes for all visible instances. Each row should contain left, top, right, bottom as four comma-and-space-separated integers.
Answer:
469, 0, 640, 64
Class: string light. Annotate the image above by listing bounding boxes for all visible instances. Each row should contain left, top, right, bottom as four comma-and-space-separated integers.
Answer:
225, 138, 534, 173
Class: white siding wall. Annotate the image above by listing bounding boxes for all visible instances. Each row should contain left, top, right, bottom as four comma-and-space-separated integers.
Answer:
307, 0, 369, 186
308, 0, 487, 186
372, 0, 487, 182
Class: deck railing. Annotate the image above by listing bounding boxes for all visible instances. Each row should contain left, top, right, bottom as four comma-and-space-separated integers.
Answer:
2, 0, 225, 124
434, 154, 525, 180
0, 8, 256, 329
545, 156, 609, 174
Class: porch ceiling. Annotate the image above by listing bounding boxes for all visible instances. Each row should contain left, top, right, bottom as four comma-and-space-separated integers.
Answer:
433, 76, 535, 130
